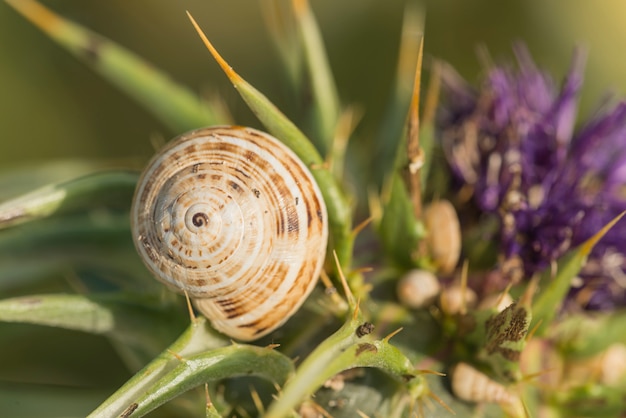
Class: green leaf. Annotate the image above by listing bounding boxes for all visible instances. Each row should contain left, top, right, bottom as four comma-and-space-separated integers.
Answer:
6, 0, 229, 133
531, 212, 626, 336
88, 317, 257, 418
372, 2, 425, 186
0, 211, 152, 293
378, 174, 425, 267
0, 171, 138, 230
264, 296, 439, 418
0, 160, 119, 202
0, 293, 185, 348
292, 0, 341, 156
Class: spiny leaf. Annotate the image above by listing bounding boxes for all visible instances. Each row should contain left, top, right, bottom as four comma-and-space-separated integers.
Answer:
378, 174, 426, 267
88, 317, 227, 417
376, 13, 433, 269
6, 0, 229, 133
125, 345, 295, 418
531, 211, 626, 335
264, 295, 436, 418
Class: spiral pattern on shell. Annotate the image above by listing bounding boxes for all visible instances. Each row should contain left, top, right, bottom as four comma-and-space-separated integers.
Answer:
131, 126, 328, 341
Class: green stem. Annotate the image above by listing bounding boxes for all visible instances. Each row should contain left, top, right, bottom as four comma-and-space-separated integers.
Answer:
88, 317, 227, 418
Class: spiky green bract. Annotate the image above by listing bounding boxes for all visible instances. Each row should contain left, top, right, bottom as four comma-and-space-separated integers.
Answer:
265, 300, 431, 418
6, 0, 229, 133
376, 31, 431, 268
379, 174, 427, 267
477, 301, 531, 383
531, 212, 626, 336
0, 171, 138, 230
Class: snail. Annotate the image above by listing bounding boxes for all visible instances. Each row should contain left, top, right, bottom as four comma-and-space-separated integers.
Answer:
131, 126, 328, 341
450, 362, 518, 405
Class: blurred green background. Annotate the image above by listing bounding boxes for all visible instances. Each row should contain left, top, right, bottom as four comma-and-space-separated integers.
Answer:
1, 0, 626, 416
2, 0, 625, 168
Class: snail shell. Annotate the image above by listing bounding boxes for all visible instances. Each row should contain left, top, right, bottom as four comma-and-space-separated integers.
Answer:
451, 362, 517, 405
396, 269, 441, 309
439, 283, 477, 315
131, 126, 328, 341
423, 199, 461, 274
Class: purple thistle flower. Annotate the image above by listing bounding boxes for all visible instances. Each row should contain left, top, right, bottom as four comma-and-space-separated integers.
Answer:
439, 44, 626, 310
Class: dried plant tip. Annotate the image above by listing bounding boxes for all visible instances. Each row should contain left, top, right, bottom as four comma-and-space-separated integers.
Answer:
397, 269, 441, 309
451, 362, 517, 404
186, 12, 241, 82
182, 289, 197, 323
478, 292, 514, 312
439, 283, 477, 315
383, 327, 404, 343
423, 200, 461, 273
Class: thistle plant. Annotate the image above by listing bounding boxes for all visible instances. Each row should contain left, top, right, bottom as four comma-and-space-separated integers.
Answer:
2, 1, 626, 418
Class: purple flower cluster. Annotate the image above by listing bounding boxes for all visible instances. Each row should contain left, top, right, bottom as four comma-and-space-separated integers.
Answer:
439, 44, 626, 310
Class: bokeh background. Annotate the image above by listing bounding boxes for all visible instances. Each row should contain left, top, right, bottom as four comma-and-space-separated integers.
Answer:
1, 0, 626, 416
2, 0, 626, 167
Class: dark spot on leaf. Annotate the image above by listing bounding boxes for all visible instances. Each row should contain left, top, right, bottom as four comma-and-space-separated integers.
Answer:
82, 35, 103, 62
355, 343, 377, 356
356, 322, 374, 338
120, 403, 138, 418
